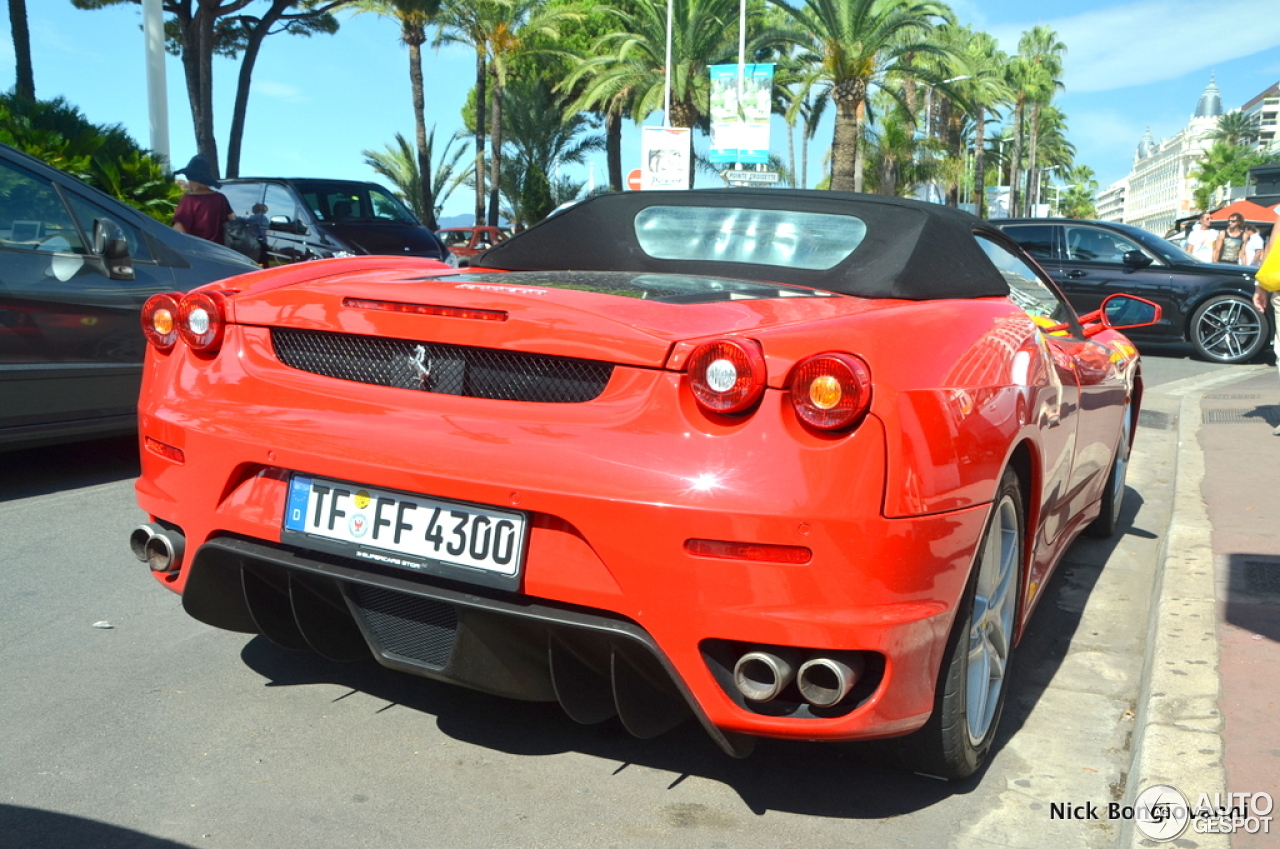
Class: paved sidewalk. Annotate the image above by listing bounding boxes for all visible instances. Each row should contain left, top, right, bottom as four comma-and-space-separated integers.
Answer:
1124, 367, 1280, 848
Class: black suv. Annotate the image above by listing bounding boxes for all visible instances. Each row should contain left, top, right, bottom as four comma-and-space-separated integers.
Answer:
219, 178, 451, 266
0, 143, 260, 450
994, 218, 1265, 364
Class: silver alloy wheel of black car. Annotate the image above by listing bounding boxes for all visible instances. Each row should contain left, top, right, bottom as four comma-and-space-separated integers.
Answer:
1191, 294, 1267, 364
965, 489, 1020, 746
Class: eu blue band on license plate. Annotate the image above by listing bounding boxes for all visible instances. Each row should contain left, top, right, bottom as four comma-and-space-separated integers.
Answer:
282, 474, 527, 584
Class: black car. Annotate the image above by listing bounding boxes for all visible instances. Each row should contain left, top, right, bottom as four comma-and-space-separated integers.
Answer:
219, 178, 452, 266
994, 218, 1266, 364
0, 143, 261, 450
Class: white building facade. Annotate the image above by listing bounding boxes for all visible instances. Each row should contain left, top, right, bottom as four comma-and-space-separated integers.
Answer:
1119, 78, 1222, 235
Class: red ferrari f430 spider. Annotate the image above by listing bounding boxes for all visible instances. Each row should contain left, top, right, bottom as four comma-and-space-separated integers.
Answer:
132, 190, 1159, 779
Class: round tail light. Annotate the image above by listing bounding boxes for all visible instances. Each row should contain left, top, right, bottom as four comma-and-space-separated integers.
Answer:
686, 338, 766, 414
789, 353, 872, 431
177, 291, 228, 352
141, 293, 182, 351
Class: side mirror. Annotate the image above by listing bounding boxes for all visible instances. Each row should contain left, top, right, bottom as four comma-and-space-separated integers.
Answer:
91, 218, 134, 280
269, 215, 305, 234
1121, 249, 1153, 270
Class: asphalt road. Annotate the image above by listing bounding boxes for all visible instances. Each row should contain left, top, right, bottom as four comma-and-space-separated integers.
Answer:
0, 345, 1236, 849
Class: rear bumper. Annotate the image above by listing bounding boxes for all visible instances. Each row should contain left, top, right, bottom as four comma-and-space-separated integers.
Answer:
134, 338, 990, 747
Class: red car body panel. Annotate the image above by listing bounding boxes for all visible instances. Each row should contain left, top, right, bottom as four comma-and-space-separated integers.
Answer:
131, 191, 1148, 767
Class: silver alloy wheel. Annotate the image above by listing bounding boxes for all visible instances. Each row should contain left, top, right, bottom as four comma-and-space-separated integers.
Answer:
1112, 406, 1132, 508
966, 494, 1020, 746
1194, 296, 1265, 362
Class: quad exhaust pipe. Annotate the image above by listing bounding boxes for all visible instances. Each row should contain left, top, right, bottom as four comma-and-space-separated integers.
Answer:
732, 648, 867, 708
733, 650, 798, 702
796, 655, 866, 707
130, 523, 186, 573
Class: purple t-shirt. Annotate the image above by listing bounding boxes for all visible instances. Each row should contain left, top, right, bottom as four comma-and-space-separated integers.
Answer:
173, 191, 233, 244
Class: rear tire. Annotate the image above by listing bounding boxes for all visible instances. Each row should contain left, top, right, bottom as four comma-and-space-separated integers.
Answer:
1085, 404, 1131, 538
1190, 294, 1267, 364
894, 468, 1023, 780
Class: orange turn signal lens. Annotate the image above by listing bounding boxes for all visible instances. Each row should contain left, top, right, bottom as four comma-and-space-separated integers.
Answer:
141, 293, 183, 351
789, 352, 872, 431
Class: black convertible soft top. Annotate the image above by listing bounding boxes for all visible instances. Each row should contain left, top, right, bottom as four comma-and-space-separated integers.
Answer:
475, 188, 1010, 301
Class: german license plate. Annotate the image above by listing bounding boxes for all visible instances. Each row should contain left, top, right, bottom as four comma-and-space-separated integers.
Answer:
283, 475, 526, 584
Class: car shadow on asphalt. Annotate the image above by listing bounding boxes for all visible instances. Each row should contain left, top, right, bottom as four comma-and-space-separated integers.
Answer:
0, 435, 139, 503
233, 492, 1153, 820
0, 804, 197, 849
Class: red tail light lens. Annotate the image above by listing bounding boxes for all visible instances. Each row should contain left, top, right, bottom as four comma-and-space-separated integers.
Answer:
789, 353, 872, 431
177, 291, 228, 352
141, 293, 182, 351
686, 338, 766, 414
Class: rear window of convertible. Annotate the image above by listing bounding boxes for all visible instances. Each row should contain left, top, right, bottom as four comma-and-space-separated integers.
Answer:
634, 206, 867, 271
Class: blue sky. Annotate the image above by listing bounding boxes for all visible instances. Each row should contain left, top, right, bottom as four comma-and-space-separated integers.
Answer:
3, 0, 1280, 222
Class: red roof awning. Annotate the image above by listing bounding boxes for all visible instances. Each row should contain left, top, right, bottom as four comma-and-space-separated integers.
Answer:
1208, 199, 1278, 221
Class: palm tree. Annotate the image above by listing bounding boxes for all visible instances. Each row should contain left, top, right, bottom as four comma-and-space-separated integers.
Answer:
498, 76, 603, 227
1003, 53, 1051, 217
759, 0, 953, 192
563, 0, 745, 189
1017, 25, 1065, 215
362, 129, 470, 223
936, 26, 1009, 214
9, 0, 34, 101
354, 0, 444, 229
1059, 165, 1097, 219
434, 0, 492, 226
1206, 110, 1262, 147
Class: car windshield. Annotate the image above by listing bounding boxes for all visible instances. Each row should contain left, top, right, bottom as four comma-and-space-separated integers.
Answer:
1116, 224, 1198, 264
295, 181, 419, 224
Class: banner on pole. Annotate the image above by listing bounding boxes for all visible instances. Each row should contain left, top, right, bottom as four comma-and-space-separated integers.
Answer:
641, 126, 692, 190
708, 64, 773, 165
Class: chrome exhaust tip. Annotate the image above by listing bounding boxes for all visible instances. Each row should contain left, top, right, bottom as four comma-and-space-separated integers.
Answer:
142, 528, 186, 574
733, 650, 797, 703
130, 523, 162, 562
796, 655, 865, 707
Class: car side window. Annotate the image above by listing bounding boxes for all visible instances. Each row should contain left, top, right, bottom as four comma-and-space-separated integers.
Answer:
1064, 226, 1142, 263
63, 191, 152, 262
975, 234, 1074, 328
0, 157, 85, 253
1001, 224, 1058, 260
262, 184, 301, 227
221, 182, 265, 217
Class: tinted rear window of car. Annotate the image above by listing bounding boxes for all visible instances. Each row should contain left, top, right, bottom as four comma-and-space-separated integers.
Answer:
1001, 224, 1057, 260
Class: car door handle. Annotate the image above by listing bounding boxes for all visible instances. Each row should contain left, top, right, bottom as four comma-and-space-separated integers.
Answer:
1066, 270, 1087, 279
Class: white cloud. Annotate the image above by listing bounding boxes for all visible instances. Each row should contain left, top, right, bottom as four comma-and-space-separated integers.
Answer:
987, 0, 1280, 93
253, 80, 308, 103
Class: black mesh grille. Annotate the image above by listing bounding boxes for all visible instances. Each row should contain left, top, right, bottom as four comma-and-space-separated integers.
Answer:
272, 328, 614, 403
348, 584, 458, 669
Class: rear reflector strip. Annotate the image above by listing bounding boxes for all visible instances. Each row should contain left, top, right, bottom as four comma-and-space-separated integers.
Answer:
144, 436, 185, 464
684, 539, 812, 564
343, 297, 508, 322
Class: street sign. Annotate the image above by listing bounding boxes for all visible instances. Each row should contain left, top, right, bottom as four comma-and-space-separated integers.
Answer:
627, 169, 642, 191
721, 169, 779, 184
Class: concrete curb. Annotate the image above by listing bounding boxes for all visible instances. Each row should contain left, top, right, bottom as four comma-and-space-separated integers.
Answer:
1119, 387, 1232, 848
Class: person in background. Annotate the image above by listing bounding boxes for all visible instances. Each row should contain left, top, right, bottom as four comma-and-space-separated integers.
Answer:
246, 202, 270, 265
1243, 225, 1264, 266
1213, 212, 1247, 263
171, 154, 234, 244
1252, 207, 1280, 435
1186, 212, 1217, 262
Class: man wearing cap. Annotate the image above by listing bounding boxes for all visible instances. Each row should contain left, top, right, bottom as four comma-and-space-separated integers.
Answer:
1251, 207, 1280, 435
171, 154, 234, 244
